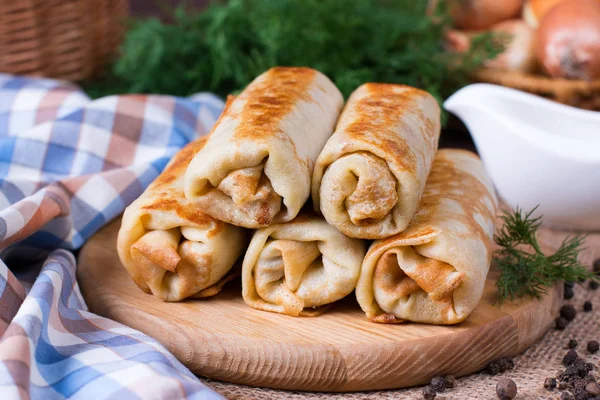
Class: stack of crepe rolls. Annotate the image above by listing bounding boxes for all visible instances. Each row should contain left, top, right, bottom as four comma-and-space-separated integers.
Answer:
312, 83, 441, 240
356, 149, 498, 325
117, 138, 248, 301
242, 213, 366, 316
117, 65, 497, 325
184, 67, 344, 228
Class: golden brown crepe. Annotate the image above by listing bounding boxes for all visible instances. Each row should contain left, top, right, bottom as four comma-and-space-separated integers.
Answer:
356, 149, 497, 325
312, 83, 441, 239
117, 138, 248, 301
242, 213, 366, 316
184, 67, 344, 228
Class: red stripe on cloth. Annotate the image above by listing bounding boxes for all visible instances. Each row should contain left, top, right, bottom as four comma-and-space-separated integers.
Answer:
0, 323, 32, 397
103, 97, 148, 170
0, 195, 63, 249
35, 86, 77, 125
0, 270, 26, 338
100, 168, 140, 194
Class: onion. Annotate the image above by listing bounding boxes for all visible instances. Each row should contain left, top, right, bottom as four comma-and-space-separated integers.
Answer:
537, 0, 600, 80
522, 0, 567, 28
486, 20, 537, 73
447, 0, 525, 30
444, 29, 473, 53
444, 20, 537, 73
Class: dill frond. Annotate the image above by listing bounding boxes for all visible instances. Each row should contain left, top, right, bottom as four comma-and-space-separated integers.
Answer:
494, 207, 594, 303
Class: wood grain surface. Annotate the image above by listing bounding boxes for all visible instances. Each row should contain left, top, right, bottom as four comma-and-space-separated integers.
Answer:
77, 218, 562, 392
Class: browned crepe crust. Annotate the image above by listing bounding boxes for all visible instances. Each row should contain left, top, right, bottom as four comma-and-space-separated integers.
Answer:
242, 212, 366, 316
117, 137, 248, 301
185, 67, 344, 228
312, 83, 441, 239
356, 149, 497, 324
192, 267, 240, 299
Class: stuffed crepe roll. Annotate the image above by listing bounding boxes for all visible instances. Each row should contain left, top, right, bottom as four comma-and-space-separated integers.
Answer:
356, 149, 497, 325
242, 213, 366, 316
312, 83, 441, 239
184, 67, 344, 228
117, 138, 248, 301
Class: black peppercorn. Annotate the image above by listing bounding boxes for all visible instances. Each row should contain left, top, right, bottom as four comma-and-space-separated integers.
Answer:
587, 340, 599, 354
558, 359, 594, 390
556, 317, 569, 330
430, 376, 446, 393
498, 358, 514, 371
584, 301, 593, 312
544, 377, 557, 390
574, 387, 588, 400
486, 362, 502, 375
422, 385, 436, 400
444, 375, 456, 389
496, 377, 517, 400
558, 380, 569, 390
563, 350, 579, 366
587, 382, 600, 396
565, 281, 575, 290
568, 339, 579, 349
485, 357, 514, 375
561, 392, 574, 400
565, 286, 575, 300
589, 280, 599, 290
561, 305, 577, 321
586, 362, 594, 372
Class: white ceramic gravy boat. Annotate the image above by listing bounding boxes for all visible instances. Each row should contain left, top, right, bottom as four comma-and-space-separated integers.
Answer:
445, 83, 600, 231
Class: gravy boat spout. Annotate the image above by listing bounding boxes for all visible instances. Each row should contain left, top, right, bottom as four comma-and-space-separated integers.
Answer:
445, 83, 600, 231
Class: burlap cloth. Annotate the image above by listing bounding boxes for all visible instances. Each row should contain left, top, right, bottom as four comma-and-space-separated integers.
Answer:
200, 228, 600, 400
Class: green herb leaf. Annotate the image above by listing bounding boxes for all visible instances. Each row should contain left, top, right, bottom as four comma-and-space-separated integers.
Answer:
494, 206, 595, 303
85, 0, 504, 112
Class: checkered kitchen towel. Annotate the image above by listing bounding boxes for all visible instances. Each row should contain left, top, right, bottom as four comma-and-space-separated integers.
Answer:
0, 74, 225, 399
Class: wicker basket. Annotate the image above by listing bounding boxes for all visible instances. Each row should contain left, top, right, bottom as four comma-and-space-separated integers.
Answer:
473, 69, 600, 111
0, 0, 128, 81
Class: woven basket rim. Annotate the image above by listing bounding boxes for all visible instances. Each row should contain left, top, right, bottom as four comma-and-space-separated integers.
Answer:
0, 0, 128, 81
473, 68, 600, 93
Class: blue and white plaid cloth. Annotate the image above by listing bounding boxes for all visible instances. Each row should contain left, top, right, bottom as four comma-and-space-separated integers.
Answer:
0, 74, 225, 399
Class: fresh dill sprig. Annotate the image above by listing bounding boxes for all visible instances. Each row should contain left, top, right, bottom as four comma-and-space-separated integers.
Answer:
494, 206, 595, 303
85, 0, 504, 113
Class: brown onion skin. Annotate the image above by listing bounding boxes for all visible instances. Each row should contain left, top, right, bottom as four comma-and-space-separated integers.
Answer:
448, 0, 524, 30
444, 29, 472, 53
444, 21, 537, 73
537, 0, 600, 80
486, 20, 537, 73
522, 0, 567, 28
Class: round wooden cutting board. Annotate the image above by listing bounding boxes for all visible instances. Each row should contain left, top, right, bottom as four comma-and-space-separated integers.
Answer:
77, 218, 562, 392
